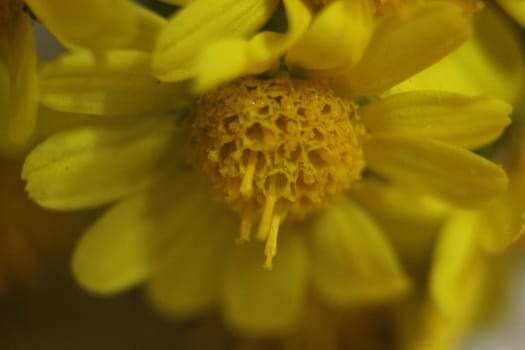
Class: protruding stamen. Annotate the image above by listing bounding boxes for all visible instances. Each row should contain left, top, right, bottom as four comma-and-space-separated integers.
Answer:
263, 214, 281, 270
257, 193, 276, 241
237, 206, 254, 243
240, 151, 257, 199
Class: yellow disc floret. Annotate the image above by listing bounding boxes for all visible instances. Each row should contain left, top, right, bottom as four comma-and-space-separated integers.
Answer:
191, 74, 366, 268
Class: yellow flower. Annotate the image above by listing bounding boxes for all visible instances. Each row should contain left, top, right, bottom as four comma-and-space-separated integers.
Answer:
0, 0, 37, 154
22, 0, 512, 335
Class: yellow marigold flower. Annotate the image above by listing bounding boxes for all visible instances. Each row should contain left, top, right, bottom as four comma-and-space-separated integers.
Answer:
0, 0, 37, 152
22, 0, 512, 335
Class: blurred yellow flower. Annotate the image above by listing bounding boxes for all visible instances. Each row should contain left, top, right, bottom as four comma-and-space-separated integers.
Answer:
21, 0, 514, 336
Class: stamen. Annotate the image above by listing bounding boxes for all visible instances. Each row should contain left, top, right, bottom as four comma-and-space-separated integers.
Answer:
240, 151, 257, 199
257, 193, 277, 241
263, 214, 282, 270
237, 206, 254, 243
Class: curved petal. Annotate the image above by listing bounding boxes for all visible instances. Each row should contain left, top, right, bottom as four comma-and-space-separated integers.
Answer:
430, 210, 486, 319
72, 193, 154, 294
39, 51, 189, 116
333, 2, 470, 96
498, 0, 525, 27
350, 179, 447, 262
364, 134, 508, 206
193, 0, 311, 93
390, 7, 525, 103
153, 0, 278, 80
147, 201, 235, 318
310, 197, 409, 307
477, 195, 524, 254
157, 0, 192, 5
360, 91, 511, 149
0, 10, 38, 148
22, 117, 176, 210
72, 172, 205, 295
221, 232, 308, 335
286, 0, 373, 72
25, 0, 165, 52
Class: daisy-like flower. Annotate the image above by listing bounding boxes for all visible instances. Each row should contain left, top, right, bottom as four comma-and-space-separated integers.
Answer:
22, 0, 512, 335
0, 0, 37, 154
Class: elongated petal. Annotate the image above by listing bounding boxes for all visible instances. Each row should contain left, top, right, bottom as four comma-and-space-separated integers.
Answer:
153, 0, 278, 80
390, 7, 525, 103
193, 0, 311, 93
334, 2, 470, 96
498, 0, 525, 26
364, 135, 508, 206
310, 197, 409, 307
0, 11, 37, 147
287, 0, 373, 71
73, 172, 199, 293
477, 195, 524, 253
430, 210, 486, 318
25, 0, 165, 51
158, 0, 192, 5
360, 92, 511, 149
39, 51, 188, 116
72, 193, 154, 294
351, 179, 446, 263
147, 182, 235, 317
222, 233, 307, 335
22, 118, 176, 210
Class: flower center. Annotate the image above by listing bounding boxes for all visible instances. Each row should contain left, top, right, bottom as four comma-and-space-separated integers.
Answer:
190, 74, 366, 268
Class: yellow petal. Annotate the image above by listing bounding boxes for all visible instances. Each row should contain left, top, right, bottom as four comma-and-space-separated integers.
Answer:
477, 195, 524, 253
286, 0, 373, 72
153, 0, 278, 80
148, 197, 235, 317
498, 0, 525, 26
72, 193, 155, 294
310, 197, 409, 307
157, 0, 192, 5
430, 210, 486, 319
351, 179, 446, 263
72, 172, 206, 294
39, 51, 189, 116
391, 6, 525, 103
364, 135, 508, 206
0, 10, 38, 147
22, 117, 176, 210
334, 2, 470, 96
193, 0, 311, 93
222, 233, 307, 335
360, 92, 511, 149
25, 0, 165, 52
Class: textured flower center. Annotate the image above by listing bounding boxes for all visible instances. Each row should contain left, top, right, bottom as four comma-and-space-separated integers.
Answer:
191, 75, 366, 268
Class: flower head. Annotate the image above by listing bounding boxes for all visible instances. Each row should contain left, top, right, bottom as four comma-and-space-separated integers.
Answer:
22, 0, 514, 336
